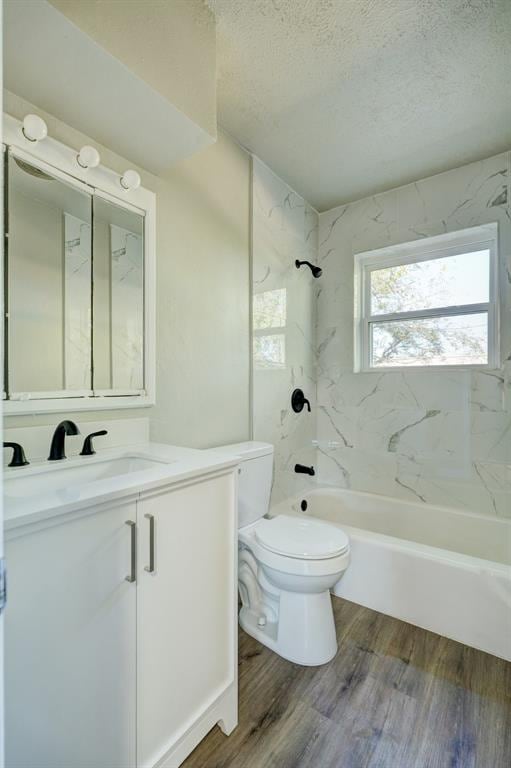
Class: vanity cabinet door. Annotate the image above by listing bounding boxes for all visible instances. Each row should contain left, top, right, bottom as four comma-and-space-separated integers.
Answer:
137, 472, 237, 768
5, 502, 137, 768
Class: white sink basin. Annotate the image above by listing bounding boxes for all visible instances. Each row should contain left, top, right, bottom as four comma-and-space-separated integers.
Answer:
3, 441, 240, 533
4, 456, 169, 499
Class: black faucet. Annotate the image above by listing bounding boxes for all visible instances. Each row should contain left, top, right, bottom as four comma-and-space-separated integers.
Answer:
80, 430, 108, 456
295, 463, 315, 476
48, 420, 80, 461
4, 442, 29, 467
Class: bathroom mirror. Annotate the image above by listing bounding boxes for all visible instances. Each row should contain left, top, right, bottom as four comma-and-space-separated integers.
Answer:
6, 152, 93, 397
3, 123, 155, 414
92, 196, 145, 393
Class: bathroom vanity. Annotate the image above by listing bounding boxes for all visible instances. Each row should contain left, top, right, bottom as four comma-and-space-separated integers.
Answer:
4, 442, 239, 768
2, 111, 239, 768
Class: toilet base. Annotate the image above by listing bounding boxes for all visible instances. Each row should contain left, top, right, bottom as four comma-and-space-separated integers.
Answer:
239, 588, 338, 666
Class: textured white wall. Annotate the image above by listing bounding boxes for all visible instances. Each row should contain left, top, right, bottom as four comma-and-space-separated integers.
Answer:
317, 152, 511, 517
149, 133, 250, 448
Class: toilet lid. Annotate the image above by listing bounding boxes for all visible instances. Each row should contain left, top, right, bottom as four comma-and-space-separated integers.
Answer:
255, 515, 350, 560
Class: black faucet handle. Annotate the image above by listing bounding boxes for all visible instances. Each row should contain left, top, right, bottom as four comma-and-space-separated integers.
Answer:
291, 389, 312, 414
4, 441, 29, 467
80, 430, 108, 456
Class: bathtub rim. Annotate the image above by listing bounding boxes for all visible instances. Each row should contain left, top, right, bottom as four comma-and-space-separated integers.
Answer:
292, 484, 511, 527
271, 486, 511, 575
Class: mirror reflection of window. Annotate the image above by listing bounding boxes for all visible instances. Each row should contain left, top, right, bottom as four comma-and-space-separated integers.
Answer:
6, 153, 92, 397
253, 288, 287, 369
92, 196, 145, 393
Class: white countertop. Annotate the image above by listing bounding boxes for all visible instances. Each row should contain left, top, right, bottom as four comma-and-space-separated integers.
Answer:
4, 442, 239, 534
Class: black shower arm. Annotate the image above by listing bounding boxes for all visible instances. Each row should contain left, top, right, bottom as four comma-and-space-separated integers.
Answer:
296, 260, 314, 270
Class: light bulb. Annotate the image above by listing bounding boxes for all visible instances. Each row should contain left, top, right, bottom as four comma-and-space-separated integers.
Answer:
22, 114, 48, 143
120, 169, 141, 191
77, 145, 100, 169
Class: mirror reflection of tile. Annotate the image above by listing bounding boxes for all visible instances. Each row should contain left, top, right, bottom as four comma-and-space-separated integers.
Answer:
64, 213, 92, 391
110, 224, 144, 391
62, 217, 143, 393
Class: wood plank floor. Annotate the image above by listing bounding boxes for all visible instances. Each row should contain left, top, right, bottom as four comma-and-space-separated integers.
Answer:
182, 597, 511, 768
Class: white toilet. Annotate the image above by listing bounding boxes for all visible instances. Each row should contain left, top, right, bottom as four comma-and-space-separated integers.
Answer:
221, 441, 350, 666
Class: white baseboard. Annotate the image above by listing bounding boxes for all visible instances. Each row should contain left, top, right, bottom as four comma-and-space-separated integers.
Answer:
155, 683, 238, 768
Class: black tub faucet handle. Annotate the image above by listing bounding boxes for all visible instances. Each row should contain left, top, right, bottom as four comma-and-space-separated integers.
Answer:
292, 389, 311, 413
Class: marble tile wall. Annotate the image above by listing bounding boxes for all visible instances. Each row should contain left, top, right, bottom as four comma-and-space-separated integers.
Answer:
252, 158, 319, 504
317, 152, 511, 517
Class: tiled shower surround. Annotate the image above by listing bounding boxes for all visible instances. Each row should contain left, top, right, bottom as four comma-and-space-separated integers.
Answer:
252, 158, 318, 503
253, 152, 510, 516
317, 151, 511, 517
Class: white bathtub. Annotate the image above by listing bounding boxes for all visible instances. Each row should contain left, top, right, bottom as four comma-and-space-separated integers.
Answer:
271, 487, 511, 661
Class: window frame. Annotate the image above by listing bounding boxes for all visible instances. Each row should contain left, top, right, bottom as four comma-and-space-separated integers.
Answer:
354, 223, 500, 373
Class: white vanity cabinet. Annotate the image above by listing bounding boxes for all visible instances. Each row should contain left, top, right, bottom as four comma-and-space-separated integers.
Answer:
137, 472, 238, 768
5, 500, 138, 768
5, 463, 238, 768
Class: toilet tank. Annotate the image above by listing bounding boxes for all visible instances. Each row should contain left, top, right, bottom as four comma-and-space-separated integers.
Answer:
218, 442, 274, 528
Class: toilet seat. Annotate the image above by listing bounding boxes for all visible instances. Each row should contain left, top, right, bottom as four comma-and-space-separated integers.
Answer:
254, 515, 349, 560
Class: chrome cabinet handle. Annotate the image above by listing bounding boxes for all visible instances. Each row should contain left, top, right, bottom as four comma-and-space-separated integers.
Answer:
144, 514, 155, 573
125, 520, 136, 583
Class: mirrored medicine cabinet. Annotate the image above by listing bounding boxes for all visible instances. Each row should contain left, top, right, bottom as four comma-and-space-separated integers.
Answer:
2, 117, 155, 414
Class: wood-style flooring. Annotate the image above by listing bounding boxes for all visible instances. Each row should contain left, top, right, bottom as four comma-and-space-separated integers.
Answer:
182, 596, 511, 768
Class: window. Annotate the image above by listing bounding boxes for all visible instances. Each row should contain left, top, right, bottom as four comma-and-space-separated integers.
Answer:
253, 288, 287, 369
354, 224, 499, 371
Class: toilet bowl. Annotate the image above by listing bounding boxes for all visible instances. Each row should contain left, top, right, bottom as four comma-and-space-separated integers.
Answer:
215, 441, 350, 666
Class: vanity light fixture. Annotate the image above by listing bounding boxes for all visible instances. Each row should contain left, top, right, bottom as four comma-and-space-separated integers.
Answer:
22, 114, 48, 143
120, 169, 141, 191
76, 145, 100, 169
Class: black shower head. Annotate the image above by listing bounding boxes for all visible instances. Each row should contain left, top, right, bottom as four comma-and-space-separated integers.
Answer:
295, 259, 322, 278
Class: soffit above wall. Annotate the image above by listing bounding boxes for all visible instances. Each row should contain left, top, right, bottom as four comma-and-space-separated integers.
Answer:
4, 0, 217, 174
49, 0, 217, 138
208, 0, 511, 211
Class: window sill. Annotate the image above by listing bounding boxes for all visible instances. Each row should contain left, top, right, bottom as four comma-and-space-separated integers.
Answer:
354, 363, 501, 374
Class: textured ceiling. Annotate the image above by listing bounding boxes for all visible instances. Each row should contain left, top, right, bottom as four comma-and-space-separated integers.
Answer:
207, 0, 511, 211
